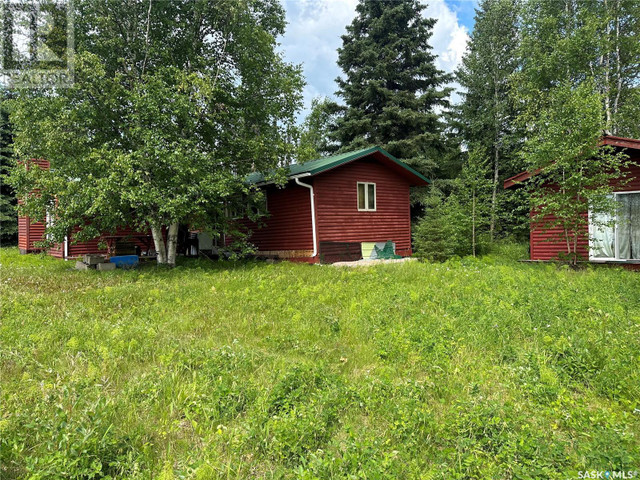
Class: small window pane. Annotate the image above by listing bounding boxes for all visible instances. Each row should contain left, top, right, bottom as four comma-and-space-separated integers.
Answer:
367, 184, 375, 210
358, 183, 365, 209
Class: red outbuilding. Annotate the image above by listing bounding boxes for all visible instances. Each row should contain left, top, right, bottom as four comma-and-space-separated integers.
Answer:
18, 147, 428, 263
243, 146, 429, 263
504, 136, 640, 264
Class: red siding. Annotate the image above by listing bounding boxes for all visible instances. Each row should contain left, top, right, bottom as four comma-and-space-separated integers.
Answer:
18, 215, 46, 252
531, 151, 640, 261
18, 159, 50, 254
65, 226, 153, 259
245, 183, 313, 252
313, 157, 413, 256
530, 211, 589, 261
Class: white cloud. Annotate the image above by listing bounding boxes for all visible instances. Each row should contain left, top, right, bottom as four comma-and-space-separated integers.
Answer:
421, 0, 470, 74
279, 0, 471, 120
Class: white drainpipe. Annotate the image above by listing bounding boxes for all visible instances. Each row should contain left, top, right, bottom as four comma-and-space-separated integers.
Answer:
294, 176, 318, 258
64, 235, 68, 260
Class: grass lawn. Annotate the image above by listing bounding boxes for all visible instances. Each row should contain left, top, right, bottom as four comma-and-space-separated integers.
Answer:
1, 244, 640, 479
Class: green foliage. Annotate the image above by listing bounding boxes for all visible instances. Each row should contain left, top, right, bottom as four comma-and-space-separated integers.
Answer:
2, 247, 640, 477
517, 0, 640, 137
0, 93, 17, 245
6, 0, 303, 264
454, 0, 523, 239
331, 0, 452, 178
295, 97, 340, 163
414, 151, 492, 261
520, 80, 629, 264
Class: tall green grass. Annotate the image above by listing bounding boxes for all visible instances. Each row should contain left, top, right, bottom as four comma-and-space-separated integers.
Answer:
1, 245, 639, 479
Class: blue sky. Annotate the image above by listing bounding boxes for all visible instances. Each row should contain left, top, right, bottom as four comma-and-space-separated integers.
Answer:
278, 0, 479, 121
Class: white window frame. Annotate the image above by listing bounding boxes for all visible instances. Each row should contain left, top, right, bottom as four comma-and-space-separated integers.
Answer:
589, 190, 640, 261
357, 182, 376, 212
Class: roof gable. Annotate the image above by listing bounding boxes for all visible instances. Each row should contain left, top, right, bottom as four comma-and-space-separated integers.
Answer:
504, 135, 640, 189
247, 147, 429, 186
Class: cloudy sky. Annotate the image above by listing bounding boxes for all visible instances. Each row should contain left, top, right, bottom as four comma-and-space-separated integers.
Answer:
278, 0, 479, 121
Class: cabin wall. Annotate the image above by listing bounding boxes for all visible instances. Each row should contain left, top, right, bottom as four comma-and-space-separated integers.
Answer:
18, 215, 47, 254
530, 152, 640, 261
244, 183, 314, 257
313, 158, 412, 256
530, 212, 589, 261
17, 159, 50, 254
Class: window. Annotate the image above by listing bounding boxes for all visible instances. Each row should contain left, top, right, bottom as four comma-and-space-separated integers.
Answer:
248, 195, 268, 216
590, 191, 640, 260
226, 194, 268, 219
226, 204, 245, 220
357, 182, 376, 211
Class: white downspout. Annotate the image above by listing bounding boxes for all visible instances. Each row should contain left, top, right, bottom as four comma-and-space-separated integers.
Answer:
64, 235, 68, 260
294, 176, 318, 258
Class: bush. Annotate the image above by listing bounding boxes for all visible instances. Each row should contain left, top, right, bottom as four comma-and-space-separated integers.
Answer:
413, 193, 490, 261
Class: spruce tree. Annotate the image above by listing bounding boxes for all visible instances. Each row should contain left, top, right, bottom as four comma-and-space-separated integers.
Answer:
455, 0, 520, 240
332, 0, 451, 177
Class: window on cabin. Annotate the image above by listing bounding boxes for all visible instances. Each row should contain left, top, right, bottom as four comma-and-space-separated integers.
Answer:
226, 204, 245, 220
357, 182, 376, 211
590, 191, 640, 260
226, 194, 268, 219
248, 195, 268, 216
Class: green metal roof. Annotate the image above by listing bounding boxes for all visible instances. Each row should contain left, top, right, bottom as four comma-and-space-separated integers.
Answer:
246, 146, 429, 185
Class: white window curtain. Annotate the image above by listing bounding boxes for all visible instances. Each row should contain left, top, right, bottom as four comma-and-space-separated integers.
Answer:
590, 192, 640, 260
617, 193, 640, 260
590, 210, 615, 258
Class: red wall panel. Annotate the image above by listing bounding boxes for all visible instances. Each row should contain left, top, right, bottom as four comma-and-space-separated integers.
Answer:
17, 159, 50, 253
313, 157, 413, 256
245, 183, 313, 252
530, 151, 640, 261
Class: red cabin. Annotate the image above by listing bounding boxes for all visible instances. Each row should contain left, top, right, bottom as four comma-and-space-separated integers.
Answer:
17, 159, 154, 259
244, 146, 429, 263
19, 147, 428, 263
504, 136, 640, 264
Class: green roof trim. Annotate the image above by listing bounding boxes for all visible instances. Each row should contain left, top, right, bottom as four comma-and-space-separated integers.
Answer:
246, 146, 430, 185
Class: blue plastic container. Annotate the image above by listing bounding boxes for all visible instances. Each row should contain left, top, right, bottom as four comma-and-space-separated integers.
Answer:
109, 255, 139, 269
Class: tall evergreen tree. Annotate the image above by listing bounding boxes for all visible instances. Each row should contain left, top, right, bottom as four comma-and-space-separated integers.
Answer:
455, 0, 520, 240
332, 0, 451, 177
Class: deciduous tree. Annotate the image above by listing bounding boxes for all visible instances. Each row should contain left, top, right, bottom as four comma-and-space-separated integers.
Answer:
8, 0, 303, 266
455, 0, 521, 240
521, 81, 629, 266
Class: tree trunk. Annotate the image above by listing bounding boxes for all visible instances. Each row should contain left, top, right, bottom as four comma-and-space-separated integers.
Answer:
166, 223, 179, 267
603, 0, 612, 134
490, 80, 500, 242
612, 0, 622, 134
151, 224, 167, 265
472, 187, 477, 257
491, 144, 499, 241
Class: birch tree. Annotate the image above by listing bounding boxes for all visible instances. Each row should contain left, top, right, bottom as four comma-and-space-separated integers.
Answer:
8, 0, 303, 266
517, 0, 640, 137
521, 82, 629, 266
